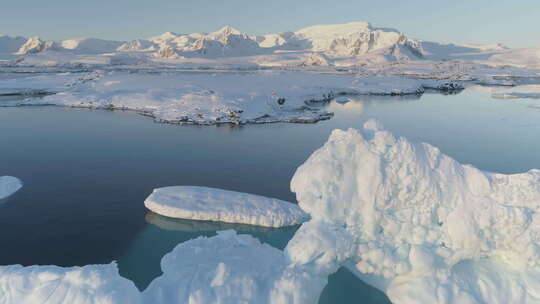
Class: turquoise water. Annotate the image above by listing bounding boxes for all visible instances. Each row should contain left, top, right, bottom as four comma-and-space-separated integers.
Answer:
2, 84, 540, 303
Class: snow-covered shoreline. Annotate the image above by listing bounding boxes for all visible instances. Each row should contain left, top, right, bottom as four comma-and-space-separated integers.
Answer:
0, 68, 515, 126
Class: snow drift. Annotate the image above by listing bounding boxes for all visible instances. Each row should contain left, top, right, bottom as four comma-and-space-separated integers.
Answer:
144, 186, 308, 227
0, 176, 22, 200
287, 119, 540, 304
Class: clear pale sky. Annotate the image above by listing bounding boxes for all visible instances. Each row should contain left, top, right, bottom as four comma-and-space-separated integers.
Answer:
1, 0, 538, 48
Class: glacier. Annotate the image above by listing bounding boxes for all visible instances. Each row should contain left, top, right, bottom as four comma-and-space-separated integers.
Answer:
0, 176, 22, 200
144, 186, 308, 227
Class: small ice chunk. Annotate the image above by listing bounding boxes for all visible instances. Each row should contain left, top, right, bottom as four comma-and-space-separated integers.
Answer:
0, 176, 22, 199
144, 186, 308, 227
0, 263, 141, 304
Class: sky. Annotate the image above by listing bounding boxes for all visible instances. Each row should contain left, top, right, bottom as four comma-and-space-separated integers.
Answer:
0, 0, 539, 48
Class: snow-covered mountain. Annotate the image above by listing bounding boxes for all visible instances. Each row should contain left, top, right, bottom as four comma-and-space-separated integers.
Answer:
293, 22, 421, 57
149, 26, 262, 58
489, 46, 540, 68
0, 22, 526, 67
16, 37, 60, 54
60, 37, 124, 54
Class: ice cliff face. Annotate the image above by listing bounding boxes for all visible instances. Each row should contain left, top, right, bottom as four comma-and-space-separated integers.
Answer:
287, 120, 540, 304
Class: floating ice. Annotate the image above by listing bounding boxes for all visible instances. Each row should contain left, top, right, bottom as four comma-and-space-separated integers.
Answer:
0, 176, 22, 200
287, 119, 540, 304
0, 263, 142, 304
143, 230, 326, 304
491, 85, 540, 100
144, 186, 308, 227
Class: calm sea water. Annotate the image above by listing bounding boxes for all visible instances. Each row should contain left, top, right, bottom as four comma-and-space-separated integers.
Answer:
2, 83, 540, 303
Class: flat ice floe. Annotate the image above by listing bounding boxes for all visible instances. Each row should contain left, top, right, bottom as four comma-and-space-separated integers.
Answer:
0, 176, 22, 200
491, 85, 540, 100
286, 119, 540, 304
0, 263, 141, 304
144, 186, 308, 227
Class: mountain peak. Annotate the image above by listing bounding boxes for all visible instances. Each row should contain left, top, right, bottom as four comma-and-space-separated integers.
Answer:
214, 26, 242, 36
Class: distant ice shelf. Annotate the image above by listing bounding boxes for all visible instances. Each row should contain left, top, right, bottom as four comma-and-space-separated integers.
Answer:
144, 186, 308, 227
0, 176, 22, 200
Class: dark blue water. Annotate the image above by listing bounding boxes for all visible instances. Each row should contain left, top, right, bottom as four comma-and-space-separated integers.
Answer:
2, 85, 540, 303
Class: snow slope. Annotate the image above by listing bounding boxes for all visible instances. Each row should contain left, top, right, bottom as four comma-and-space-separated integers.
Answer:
286, 119, 540, 304
144, 186, 308, 227
60, 38, 124, 54
0, 176, 22, 200
489, 46, 540, 69
0, 263, 141, 304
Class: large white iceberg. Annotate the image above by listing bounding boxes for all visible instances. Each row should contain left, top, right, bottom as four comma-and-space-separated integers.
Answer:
144, 186, 308, 227
143, 230, 326, 304
286, 119, 540, 304
0, 263, 141, 304
0, 176, 22, 200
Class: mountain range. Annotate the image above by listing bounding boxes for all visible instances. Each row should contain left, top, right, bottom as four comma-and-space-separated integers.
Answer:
1, 22, 537, 68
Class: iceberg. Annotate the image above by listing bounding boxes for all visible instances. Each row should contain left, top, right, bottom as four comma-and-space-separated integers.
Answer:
0, 263, 141, 304
144, 186, 308, 227
286, 119, 540, 304
0, 176, 22, 200
142, 230, 325, 304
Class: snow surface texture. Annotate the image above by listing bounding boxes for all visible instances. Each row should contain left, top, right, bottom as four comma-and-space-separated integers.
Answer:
0, 263, 142, 304
144, 186, 308, 227
0, 176, 22, 200
143, 230, 325, 304
287, 119, 540, 304
3, 70, 469, 125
